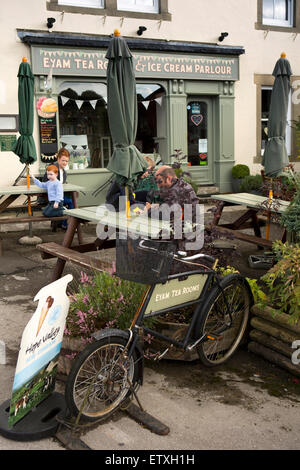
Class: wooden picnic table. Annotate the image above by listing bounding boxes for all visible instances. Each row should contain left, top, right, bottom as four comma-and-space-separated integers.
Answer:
0, 184, 85, 254
37, 205, 175, 281
208, 192, 290, 248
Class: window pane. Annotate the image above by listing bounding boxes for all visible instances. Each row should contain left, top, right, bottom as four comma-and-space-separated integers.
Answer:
0, 116, 17, 130
117, 0, 159, 13
274, 0, 288, 20
136, 84, 165, 154
261, 88, 272, 153
263, 0, 274, 19
58, 0, 104, 8
58, 82, 110, 169
263, 0, 292, 25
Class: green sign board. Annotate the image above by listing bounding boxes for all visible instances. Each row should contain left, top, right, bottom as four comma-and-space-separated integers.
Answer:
31, 46, 239, 81
145, 274, 208, 314
0, 134, 16, 152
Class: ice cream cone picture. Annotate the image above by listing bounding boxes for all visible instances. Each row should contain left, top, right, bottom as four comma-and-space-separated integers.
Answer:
36, 296, 54, 337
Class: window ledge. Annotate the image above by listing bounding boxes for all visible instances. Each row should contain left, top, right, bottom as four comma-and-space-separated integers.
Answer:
255, 21, 299, 33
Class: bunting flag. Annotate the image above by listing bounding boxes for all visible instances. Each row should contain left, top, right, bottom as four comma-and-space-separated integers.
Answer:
59, 95, 103, 109
90, 100, 98, 109
59, 94, 163, 110
75, 100, 84, 110
142, 100, 150, 110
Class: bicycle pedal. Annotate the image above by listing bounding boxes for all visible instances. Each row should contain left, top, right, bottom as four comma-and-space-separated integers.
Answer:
206, 334, 222, 342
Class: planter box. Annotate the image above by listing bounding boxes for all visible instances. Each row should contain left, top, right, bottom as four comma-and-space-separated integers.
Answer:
248, 304, 300, 377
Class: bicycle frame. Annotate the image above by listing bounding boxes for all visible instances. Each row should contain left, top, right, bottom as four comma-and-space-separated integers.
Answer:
126, 268, 221, 359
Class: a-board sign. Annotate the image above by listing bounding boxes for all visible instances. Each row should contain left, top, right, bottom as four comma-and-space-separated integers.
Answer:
38, 115, 58, 159
37, 96, 59, 161
8, 275, 72, 427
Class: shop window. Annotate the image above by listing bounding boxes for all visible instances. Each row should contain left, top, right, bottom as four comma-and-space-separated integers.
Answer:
117, 0, 158, 13
135, 83, 166, 157
58, 0, 104, 7
58, 81, 111, 169
187, 101, 208, 167
58, 81, 166, 169
262, 0, 293, 26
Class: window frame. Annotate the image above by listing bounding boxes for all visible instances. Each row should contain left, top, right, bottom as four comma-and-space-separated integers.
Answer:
256, 0, 300, 32
262, 0, 293, 27
57, 0, 104, 8
117, 0, 159, 14
47, 0, 171, 21
254, 74, 298, 163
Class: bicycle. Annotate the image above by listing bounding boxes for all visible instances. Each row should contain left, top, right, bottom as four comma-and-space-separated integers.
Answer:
65, 237, 253, 422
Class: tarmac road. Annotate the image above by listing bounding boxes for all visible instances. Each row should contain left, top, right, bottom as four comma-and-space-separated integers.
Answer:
0, 214, 299, 451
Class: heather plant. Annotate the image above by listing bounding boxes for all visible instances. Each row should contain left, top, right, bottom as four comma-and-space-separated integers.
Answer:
65, 269, 147, 343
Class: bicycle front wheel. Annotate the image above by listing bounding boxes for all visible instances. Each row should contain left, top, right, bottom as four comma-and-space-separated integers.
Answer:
65, 336, 139, 422
196, 274, 251, 366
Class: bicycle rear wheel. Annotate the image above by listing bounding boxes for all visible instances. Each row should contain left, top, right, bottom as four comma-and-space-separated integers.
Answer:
65, 336, 139, 422
196, 274, 251, 366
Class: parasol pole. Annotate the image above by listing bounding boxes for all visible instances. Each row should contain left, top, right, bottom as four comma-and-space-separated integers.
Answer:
125, 186, 131, 218
26, 164, 33, 239
265, 179, 272, 240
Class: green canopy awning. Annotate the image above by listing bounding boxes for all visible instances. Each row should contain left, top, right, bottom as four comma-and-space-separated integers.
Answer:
12, 58, 37, 165
106, 33, 147, 187
262, 56, 292, 177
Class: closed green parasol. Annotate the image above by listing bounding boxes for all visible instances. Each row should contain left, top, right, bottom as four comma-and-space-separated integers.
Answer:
262, 53, 292, 177
106, 30, 147, 214
262, 53, 292, 239
13, 57, 37, 166
12, 57, 37, 216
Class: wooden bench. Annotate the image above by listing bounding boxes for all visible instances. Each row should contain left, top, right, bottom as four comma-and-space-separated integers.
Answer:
0, 214, 69, 256
37, 241, 113, 274
209, 192, 289, 248
0, 183, 84, 254
37, 205, 175, 281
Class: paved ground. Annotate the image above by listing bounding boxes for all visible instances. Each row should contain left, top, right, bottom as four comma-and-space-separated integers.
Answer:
0, 205, 299, 451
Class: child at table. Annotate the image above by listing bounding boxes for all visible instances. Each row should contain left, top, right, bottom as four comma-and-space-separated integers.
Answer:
31, 165, 64, 217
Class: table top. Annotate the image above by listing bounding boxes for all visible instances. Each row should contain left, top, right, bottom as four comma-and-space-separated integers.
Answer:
0, 184, 85, 196
64, 205, 175, 238
210, 193, 290, 214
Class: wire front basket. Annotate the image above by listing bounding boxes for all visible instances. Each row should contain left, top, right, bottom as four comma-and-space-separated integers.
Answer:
116, 235, 177, 284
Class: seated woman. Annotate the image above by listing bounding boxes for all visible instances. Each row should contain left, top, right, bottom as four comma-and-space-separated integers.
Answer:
105, 156, 158, 211
133, 156, 159, 204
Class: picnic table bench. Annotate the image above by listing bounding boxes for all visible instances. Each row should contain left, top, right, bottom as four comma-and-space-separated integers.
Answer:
208, 192, 290, 248
37, 205, 174, 281
0, 184, 84, 254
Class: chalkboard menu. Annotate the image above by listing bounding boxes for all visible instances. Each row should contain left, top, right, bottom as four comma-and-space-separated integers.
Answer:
38, 115, 58, 162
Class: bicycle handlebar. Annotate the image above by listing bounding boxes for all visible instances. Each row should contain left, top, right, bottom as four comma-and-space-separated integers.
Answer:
138, 239, 215, 265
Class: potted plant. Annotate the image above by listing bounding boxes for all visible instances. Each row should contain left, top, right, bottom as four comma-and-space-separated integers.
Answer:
170, 149, 199, 194
231, 164, 250, 192
239, 174, 263, 194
